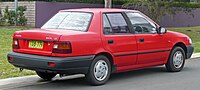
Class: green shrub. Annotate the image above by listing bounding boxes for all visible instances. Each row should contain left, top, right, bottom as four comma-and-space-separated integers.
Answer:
2, 0, 200, 8
1, 6, 27, 26
122, 0, 199, 23
169, 2, 200, 8
112, 0, 200, 8
3, 6, 15, 25
0, 8, 5, 25
17, 6, 27, 26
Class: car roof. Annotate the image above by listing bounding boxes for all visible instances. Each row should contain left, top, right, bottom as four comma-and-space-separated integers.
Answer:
60, 8, 139, 13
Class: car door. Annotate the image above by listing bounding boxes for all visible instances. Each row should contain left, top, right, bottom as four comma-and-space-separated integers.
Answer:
101, 13, 137, 67
126, 12, 170, 64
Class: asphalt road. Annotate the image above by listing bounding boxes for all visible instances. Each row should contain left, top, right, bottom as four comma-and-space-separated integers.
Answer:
1, 58, 200, 90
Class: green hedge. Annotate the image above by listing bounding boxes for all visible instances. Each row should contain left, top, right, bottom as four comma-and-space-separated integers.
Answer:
121, 0, 200, 8
113, 0, 200, 8
169, 2, 200, 8
2, 0, 103, 3
2, 0, 200, 8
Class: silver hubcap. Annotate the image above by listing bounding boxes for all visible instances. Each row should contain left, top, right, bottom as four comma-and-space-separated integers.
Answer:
173, 51, 184, 68
94, 60, 108, 81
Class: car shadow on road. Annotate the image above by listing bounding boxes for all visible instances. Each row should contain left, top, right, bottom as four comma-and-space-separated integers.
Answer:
33, 66, 164, 85
16, 65, 192, 90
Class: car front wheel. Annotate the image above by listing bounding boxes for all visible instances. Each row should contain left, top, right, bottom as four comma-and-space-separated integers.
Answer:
86, 55, 111, 86
166, 46, 186, 72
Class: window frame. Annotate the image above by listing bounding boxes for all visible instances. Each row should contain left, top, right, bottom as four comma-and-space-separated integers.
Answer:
102, 12, 133, 35
125, 11, 159, 34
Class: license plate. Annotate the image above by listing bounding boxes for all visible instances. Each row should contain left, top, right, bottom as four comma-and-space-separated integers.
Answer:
29, 40, 44, 49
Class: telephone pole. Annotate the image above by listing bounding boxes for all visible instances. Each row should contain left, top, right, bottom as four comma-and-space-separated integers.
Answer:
14, 0, 18, 26
104, 0, 112, 8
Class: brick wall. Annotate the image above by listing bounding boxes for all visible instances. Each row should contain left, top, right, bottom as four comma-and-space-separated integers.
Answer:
0, 1, 36, 27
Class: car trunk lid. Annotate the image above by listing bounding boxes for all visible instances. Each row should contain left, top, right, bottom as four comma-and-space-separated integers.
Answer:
13, 29, 62, 56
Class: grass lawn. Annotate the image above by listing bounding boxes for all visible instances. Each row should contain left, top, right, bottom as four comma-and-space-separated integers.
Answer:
0, 28, 35, 79
0, 26, 200, 79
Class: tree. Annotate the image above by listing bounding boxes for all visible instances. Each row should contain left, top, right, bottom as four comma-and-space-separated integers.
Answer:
123, 0, 174, 23
104, 0, 112, 8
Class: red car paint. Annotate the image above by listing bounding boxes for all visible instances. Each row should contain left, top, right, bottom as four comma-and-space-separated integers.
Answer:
12, 8, 192, 72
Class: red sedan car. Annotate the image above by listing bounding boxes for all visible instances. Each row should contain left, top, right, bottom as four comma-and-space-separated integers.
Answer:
8, 8, 194, 85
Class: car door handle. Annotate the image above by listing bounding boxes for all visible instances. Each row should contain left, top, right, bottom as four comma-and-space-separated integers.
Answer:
139, 38, 144, 42
108, 40, 114, 44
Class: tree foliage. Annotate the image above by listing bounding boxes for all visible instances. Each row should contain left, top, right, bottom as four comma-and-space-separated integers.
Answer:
0, 8, 4, 25
123, 0, 175, 23
3, 6, 16, 25
0, 6, 27, 26
17, 6, 27, 25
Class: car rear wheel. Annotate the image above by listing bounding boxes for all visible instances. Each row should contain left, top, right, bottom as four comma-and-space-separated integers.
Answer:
86, 55, 111, 86
36, 71, 57, 81
166, 46, 186, 72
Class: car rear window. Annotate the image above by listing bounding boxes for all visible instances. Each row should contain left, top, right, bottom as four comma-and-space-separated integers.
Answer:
41, 12, 93, 31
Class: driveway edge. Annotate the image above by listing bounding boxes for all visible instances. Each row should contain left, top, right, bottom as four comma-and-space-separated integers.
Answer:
191, 53, 200, 59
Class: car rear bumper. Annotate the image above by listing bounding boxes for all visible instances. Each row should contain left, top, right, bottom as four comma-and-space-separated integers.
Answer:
8, 52, 95, 74
186, 45, 194, 59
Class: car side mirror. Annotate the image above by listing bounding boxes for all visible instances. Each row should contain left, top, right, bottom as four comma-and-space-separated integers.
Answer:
158, 27, 167, 34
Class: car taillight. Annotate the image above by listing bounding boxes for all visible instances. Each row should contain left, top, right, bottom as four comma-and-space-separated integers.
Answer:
52, 42, 72, 54
48, 62, 55, 67
12, 39, 20, 49
8, 56, 13, 61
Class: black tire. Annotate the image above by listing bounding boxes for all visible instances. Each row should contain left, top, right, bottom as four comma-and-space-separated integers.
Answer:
36, 71, 57, 81
166, 46, 186, 72
86, 55, 111, 86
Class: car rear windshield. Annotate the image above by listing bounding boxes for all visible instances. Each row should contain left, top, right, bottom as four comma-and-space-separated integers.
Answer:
41, 12, 93, 31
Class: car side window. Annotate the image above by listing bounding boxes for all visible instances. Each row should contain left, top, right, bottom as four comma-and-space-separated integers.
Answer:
103, 14, 112, 34
126, 12, 157, 34
103, 13, 130, 34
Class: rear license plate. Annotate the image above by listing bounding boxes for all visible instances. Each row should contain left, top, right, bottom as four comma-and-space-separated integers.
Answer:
29, 40, 44, 49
